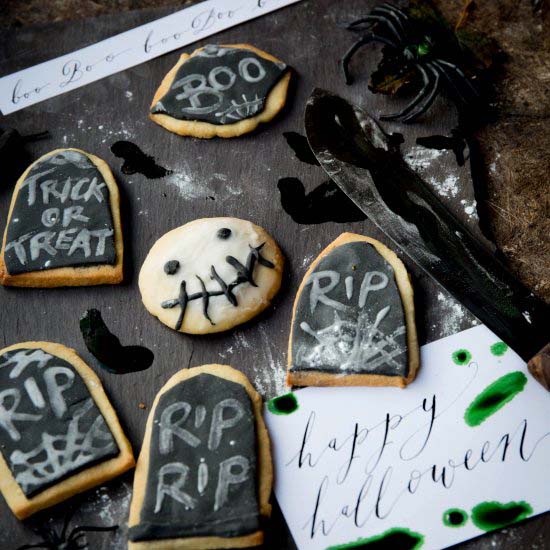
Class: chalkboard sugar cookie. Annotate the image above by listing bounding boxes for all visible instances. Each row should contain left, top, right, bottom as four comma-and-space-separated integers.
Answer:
128, 364, 272, 549
150, 44, 291, 138
139, 217, 284, 334
0, 341, 134, 519
287, 233, 419, 388
0, 148, 123, 287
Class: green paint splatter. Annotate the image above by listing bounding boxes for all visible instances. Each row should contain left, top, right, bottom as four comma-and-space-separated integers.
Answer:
443, 508, 468, 527
490, 341, 508, 357
326, 527, 424, 549
452, 349, 472, 365
267, 392, 299, 415
464, 371, 527, 427
471, 501, 533, 531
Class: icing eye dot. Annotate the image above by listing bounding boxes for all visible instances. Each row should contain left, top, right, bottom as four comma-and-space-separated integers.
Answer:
217, 228, 232, 240
164, 260, 180, 275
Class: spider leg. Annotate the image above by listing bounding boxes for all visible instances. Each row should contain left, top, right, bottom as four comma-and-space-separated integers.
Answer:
400, 63, 441, 122
372, 5, 409, 38
433, 59, 480, 98
349, 14, 404, 42
380, 64, 432, 120
432, 60, 477, 108
342, 33, 397, 85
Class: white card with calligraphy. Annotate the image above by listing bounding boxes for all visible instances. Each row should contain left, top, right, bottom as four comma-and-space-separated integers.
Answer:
265, 324, 550, 550
0, 0, 301, 115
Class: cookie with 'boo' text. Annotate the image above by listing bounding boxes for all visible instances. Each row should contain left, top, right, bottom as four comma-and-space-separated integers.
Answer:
0, 148, 123, 287
0, 341, 134, 519
149, 44, 291, 138
287, 233, 419, 388
128, 364, 272, 549
139, 217, 284, 334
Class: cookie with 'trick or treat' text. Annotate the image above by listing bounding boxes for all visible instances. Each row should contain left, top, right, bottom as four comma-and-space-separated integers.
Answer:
128, 364, 272, 549
139, 218, 284, 334
149, 44, 291, 138
0, 148, 123, 287
287, 233, 419, 388
0, 341, 134, 519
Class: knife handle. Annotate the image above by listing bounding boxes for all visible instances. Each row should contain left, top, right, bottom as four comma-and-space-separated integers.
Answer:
528, 343, 550, 391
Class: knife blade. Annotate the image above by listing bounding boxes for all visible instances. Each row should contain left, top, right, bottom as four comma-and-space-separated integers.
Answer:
304, 88, 549, 385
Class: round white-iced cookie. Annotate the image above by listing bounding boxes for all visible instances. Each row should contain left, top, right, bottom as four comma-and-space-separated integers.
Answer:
139, 218, 284, 334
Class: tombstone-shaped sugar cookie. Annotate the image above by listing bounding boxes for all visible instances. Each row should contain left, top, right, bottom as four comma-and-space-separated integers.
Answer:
128, 365, 272, 549
139, 217, 284, 334
288, 233, 419, 387
0, 148, 123, 287
0, 342, 134, 519
150, 44, 291, 138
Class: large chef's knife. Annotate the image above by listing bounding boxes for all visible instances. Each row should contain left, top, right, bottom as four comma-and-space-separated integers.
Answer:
304, 88, 550, 388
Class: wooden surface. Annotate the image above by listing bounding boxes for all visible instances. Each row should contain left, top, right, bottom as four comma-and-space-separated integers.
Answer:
0, 1, 548, 549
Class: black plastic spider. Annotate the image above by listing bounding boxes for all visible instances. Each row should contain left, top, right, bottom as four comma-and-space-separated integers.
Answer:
16, 508, 118, 550
341, 2, 481, 123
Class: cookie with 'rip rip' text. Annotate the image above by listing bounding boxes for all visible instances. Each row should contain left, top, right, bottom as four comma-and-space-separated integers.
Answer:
127, 364, 272, 549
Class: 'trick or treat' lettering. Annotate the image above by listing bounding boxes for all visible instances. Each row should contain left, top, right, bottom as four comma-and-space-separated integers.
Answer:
129, 373, 260, 542
4, 150, 116, 274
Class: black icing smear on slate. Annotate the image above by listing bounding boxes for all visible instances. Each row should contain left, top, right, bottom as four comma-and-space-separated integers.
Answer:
291, 241, 408, 377
0, 347, 119, 497
110, 141, 172, 179
4, 149, 116, 275
278, 178, 367, 224
416, 131, 467, 167
129, 373, 259, 541
151, 44, 287, 125
283, 132, 320, 165
80, 309, 154, 374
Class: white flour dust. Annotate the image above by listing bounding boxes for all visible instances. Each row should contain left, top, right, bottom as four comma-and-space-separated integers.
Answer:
167, 169, 242, 201
404, 145, 444, 170
429, 174, 459, 198
436, 291, 474, 336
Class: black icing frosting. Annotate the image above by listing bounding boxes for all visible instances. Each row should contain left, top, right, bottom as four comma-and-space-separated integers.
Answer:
0, 347, 119, 497
129, 373, 259, 542
151, 44, 287, 125
291, 241, 408, 377
4, 149, 116, 275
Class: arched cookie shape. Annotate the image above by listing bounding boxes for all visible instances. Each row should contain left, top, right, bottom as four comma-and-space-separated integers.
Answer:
0, 148, 123, 287
287, 233, 419, 388
139, 217, 284, 334
149, 44, 291, 138
128, 365, 272, 549
0, 341, 134, 519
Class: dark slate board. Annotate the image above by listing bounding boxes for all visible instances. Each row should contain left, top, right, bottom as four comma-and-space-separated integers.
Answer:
0, 1, 547, 549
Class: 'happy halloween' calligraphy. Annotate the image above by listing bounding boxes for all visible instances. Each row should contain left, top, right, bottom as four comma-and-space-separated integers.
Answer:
4, 150, 116, 274
283, 370, 550, 540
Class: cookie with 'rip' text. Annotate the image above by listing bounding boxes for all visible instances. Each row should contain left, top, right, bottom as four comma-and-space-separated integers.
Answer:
0, 341, 134, 519
287, 233, 419, 388
139, 218, 284, 334
149, 44, 291, 138
127, 364, 272, 549
0, 148, 123, 287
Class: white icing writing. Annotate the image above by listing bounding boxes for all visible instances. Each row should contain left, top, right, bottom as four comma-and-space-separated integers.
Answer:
153, 396, 250, 514
6, 152, 114, 268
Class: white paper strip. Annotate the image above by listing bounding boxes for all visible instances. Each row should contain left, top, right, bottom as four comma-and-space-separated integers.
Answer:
0, 0, 302, 115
